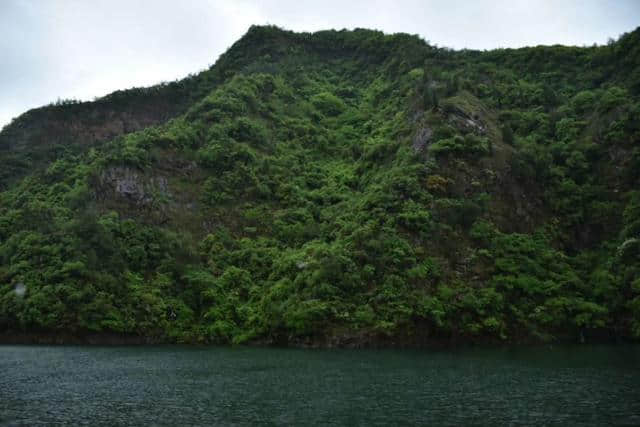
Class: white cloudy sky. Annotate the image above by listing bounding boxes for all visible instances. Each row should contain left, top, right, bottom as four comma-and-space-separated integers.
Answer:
1, 0, 639, 129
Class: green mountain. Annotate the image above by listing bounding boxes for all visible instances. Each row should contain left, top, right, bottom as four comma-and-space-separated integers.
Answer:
1, 26, 639, 346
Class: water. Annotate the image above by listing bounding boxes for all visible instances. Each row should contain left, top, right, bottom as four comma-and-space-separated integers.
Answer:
1, 345, 639, 426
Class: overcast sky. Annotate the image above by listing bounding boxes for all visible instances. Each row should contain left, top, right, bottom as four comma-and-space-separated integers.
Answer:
2, 0, 639, 130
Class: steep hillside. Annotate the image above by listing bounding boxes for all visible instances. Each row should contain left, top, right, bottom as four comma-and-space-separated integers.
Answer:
1, 26, 639, 346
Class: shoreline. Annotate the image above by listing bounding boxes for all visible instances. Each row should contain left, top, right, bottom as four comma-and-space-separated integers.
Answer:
0, 329, 629, 348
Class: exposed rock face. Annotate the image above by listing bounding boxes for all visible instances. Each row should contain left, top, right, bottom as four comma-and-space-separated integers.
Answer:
0, 73, 216, 190
412, 125, 433, 153
446, 105, 486, 134
98, 166, 170, 206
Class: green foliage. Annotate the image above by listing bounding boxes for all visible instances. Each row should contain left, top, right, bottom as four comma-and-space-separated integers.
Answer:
429, 134, 491, 157
310, 92, 346, 116
1, 25, 640, 345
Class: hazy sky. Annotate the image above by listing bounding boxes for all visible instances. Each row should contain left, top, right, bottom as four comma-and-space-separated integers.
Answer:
2, 0, 639, 129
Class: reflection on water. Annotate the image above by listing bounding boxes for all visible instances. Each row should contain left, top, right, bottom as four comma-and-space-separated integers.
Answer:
1, 345, 639, 425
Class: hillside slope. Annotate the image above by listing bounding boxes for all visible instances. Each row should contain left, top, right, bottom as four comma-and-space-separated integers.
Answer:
1, 26, 639, 346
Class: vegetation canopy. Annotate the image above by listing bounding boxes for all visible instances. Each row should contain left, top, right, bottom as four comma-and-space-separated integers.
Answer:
1, 25, 639, 346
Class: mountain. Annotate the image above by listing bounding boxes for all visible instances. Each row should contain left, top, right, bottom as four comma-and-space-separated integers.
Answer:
1, 25, 639, 346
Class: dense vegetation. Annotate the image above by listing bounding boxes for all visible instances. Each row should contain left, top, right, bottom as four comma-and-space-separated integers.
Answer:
1, 26, 639, 346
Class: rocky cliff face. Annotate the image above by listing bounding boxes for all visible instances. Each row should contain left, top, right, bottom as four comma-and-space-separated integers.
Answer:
99, 166, 170, 206
0, 66, 222, 190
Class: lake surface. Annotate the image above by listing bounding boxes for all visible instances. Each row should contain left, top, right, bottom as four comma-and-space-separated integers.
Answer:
1, 344, 639, 425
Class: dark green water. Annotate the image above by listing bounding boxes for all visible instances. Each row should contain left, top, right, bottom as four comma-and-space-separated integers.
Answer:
1, 345, 639, 426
